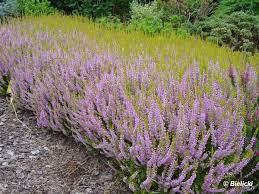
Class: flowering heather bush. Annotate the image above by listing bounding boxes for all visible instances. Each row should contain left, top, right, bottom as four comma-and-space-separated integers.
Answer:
0, 16, 258, 193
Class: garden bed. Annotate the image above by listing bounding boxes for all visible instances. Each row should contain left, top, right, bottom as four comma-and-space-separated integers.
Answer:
0, 16, 258, 193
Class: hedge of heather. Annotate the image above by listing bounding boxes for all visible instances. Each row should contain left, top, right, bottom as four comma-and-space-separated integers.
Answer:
0, 17, 258, 193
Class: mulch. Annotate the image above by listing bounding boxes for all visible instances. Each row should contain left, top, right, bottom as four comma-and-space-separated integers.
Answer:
0, 97, 131, 194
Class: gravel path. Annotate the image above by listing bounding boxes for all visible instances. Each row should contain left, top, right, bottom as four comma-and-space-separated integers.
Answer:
0, 97, 131, 194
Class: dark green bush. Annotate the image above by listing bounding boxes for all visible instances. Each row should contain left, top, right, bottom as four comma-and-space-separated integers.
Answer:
50, 0, 133, 20
214, 0, 259, 16
193, 12, 259, 52
53, 0, 114, 17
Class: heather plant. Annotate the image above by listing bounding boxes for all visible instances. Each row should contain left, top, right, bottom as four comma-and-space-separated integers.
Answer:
0, 16, 258, 193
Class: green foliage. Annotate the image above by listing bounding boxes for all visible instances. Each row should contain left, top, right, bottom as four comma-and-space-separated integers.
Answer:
126, 1, 192, 35
80, 0, 113, 17
0, 0, 18, 17
18, 0, 56, 16
97, 16, 124, 30
214, 0, 259, 16
130, 0, 162, 21
128, 1, 164, 34
193, 12, 259, 52
129, 17, 163, 34
168, 15, 185, 28
193, 166, 207, 192
0, 75, 10, 96
176, 27, 190, 38
119, 159, 148, 192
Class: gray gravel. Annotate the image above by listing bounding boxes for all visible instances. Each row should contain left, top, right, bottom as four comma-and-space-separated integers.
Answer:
0, 97, 131, 194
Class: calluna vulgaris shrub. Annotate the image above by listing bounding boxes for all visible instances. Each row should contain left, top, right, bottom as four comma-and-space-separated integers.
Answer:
0, 17, 258, 193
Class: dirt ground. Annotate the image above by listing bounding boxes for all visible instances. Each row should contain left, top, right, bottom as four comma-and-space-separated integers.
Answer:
0, 97, 131, 194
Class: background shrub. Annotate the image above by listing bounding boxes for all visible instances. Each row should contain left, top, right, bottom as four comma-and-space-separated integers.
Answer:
130, 0, 161, 21
126, 1, 162, 34
214, 0, 259, 16
18, 0, 56, 16
97, 15, 124, 30
193, 12, 259, 52
0, 0, 18, 18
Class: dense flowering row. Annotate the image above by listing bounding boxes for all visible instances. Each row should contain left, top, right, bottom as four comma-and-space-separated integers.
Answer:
0, 18, 258, 193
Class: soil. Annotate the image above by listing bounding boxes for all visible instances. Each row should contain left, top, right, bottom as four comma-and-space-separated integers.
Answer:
0, 97, 132, 194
